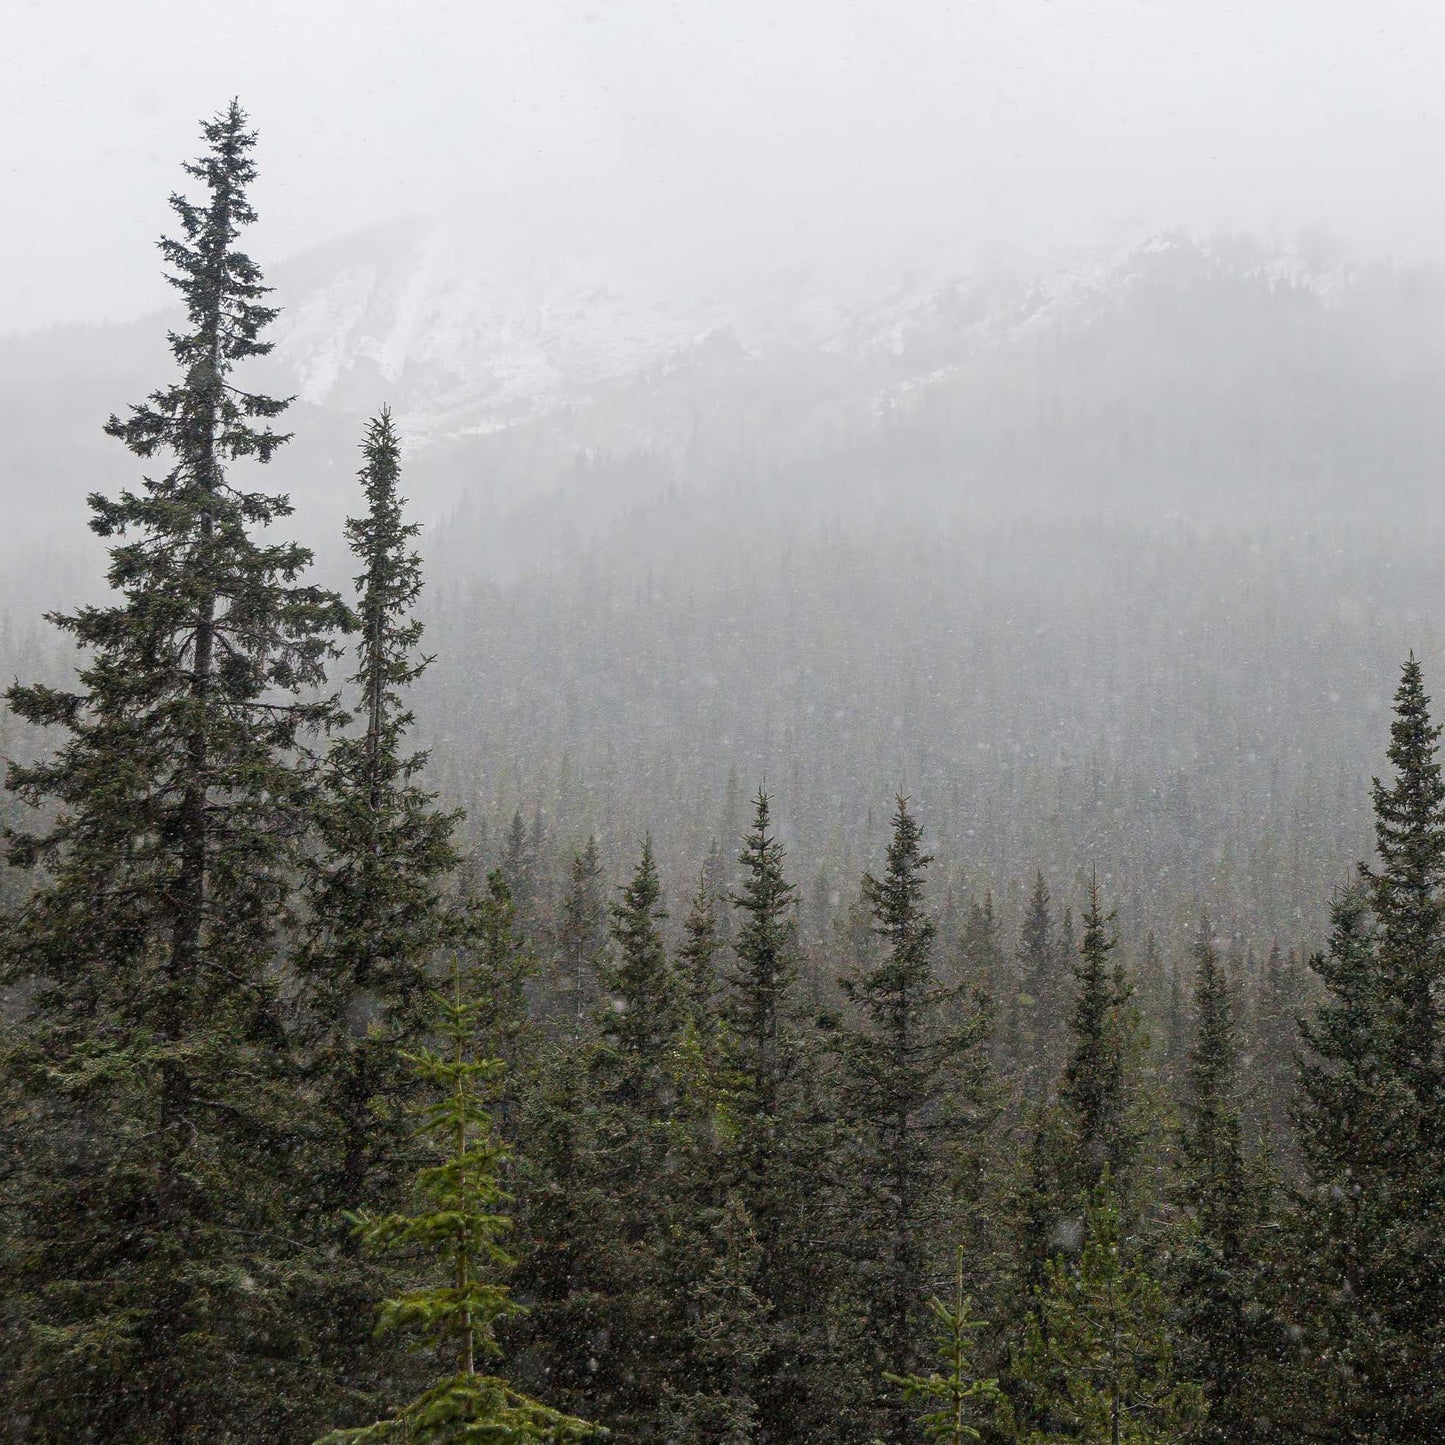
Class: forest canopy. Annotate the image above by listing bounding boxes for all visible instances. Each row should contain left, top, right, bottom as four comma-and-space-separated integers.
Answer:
0, 105, 1442, 1445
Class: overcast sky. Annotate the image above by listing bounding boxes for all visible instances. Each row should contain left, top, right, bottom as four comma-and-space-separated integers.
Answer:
5, 0, 1445, 335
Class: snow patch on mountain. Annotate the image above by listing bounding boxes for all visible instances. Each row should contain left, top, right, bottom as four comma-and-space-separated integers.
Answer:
266, 225, 1359, 450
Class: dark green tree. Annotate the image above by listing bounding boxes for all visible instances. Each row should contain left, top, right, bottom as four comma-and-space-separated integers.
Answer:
680, 869, 722, 1028
294, 409, 464, 1425
832, 796, 992, 1442
1363, 656, 1445, 1123
1057, 880, 1145, 1198
0, 102, 345, 1440
1015, 872, 1063, 1101
1171, 918, 1275, 1444
1284, 658, 1445, 1441
597, 837, 682, 1078
581, 839, 691, 1435
660, 1193, 771, 1443
719, 790, 829, 1441
1009, 879, 1148, 1362
554, 837, 607, 1036
1253, 942, 1305, 1165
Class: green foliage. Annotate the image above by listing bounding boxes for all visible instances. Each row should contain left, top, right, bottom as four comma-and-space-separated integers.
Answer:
884, 1247, 1001, 1443
1013, 873, 1067, 1101
317, 960, 595, 1444
660, 1193, 771, 1443
553, 838, 607, 1036
679, 869, 722, 1027
0, 101, 345, 1440
1006, 1174, 1205, 1445
1285, 658, 1445, 1440
716, 789, 834, 1440
1057, 881, 1147, 1198
294, 410, 466, 1424
833, 796, 994, 1440
1169, 918, 1281, 1445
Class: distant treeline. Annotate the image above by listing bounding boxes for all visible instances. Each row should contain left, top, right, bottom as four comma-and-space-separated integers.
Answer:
1, 105, 1442, 1445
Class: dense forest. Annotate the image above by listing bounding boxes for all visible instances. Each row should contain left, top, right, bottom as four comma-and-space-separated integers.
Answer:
1, 105, 1443, 1443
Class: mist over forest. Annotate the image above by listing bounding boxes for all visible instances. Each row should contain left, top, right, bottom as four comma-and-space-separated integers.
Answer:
3, 226, 1443, 948
5, 7, 1445, 1441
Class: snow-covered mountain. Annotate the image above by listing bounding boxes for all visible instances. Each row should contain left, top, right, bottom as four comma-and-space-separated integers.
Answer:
259, 221, 1370, 462
2, 221, 1441, 564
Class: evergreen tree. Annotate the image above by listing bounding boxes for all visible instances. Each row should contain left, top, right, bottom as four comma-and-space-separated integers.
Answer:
510, 1042, 610, 1423
465, 869, 536, 1138
1288, 887, 1427, 1439
832, 796, 992, 1442
1057, 880, 1144, 1198
554, 837, 607, 1036
884, 1247, 1001, 1444
1005, 1174, 1205, 1445
1254, 942, 1305, 1165
961, 891, 1007, 1006
581, 839, 691, 1435
1285, 658, 1445, 1440
502, 809, 537, 926
1177, 920, 1246, 1243
597, 837, 682, 1077
316, 959, 594, 1443
0, 102, 345, 1440
680, 869, 722, 1028
719, 790, 828, 1441
1015, 873, 1062, 1100
1009, 880, 1148, 1356
661, 1194, 770, 1443
294, 409, 463, 1426
1171, 918, 1275, 1444
1363, 655, 1445, 1126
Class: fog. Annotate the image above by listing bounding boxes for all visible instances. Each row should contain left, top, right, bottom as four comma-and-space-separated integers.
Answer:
8, 9, 1445, 1437
7, 1, 1445, 333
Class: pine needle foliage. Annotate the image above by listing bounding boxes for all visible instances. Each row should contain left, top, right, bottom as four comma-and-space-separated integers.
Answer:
718, 790, 830, 1440
294, 409, 465, 1424
1007, 1173, 1205, 1445
834, 796, 992, 1441
1287, 657, 1445, 1440
884, 1247, 1001, 1444
1058, 880, 1145, 1197
318, 959, 596, 1444
0, 101, 345, 1440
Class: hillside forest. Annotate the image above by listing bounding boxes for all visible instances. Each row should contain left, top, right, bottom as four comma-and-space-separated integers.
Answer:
1, 105, 1443, 1444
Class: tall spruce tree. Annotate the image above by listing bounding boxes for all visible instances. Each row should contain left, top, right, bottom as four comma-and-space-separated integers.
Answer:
660, 1193, 771, 1443
1011, 879, 1147, 1346
294, 410, 463, 1426
1363, 656, 1445, 1126
720, 790, 830, 1441
832, 796, 992, 1443
1178, 919, 1246, 1245
1015, 872, 1062, 1101
554, 837, 607, 1035
0, 103, 345, 1440
1254, 942, 1305, 1165
582, 838, 691, 1435
1290, 657, 1445, 1440
1058, 879, 1145, 1197
1171, 917, 1275, 1444
680, 870, 723, 1028
1284, 665, 1445, 1442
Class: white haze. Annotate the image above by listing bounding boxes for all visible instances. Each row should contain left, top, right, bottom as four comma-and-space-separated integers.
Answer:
5, 0, 1445, 334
